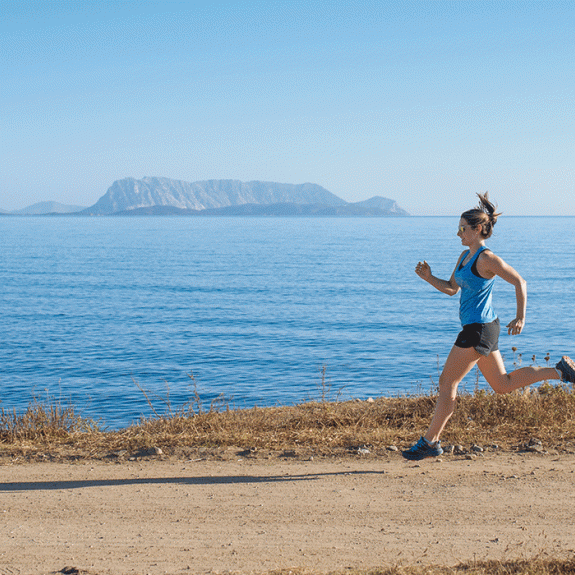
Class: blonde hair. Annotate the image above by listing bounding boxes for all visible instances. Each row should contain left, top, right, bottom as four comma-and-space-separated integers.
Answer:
461, 192, 501, 239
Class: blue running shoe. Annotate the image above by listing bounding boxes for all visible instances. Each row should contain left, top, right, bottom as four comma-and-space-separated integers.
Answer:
556, 356, 575, 384
402, 436, 443, 460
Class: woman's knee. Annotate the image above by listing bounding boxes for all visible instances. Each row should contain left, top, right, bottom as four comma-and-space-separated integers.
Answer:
488, 374, 512, 394
438, 374, 459, 399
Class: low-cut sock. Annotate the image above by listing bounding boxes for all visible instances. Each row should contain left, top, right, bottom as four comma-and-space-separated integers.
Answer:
423, 437, 439, 447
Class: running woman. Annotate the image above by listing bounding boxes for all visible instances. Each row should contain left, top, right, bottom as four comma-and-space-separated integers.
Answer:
402, 193, 575, 461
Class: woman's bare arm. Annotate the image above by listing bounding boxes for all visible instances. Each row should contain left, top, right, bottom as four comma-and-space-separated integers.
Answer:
415, 256, 462, 297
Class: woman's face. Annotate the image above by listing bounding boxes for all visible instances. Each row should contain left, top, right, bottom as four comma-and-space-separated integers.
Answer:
457, 218, 482, 246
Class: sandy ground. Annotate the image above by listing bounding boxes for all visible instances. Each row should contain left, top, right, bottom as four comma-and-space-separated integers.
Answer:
1, 450, 574, 575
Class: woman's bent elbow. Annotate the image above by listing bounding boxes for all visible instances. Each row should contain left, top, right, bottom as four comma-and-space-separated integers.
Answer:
513, 277, 527, 294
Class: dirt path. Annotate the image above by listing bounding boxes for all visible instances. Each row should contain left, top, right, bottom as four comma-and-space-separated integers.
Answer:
1, 452, 574, 575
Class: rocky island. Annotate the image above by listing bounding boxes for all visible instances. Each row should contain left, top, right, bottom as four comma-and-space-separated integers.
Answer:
81, 177, 409, 216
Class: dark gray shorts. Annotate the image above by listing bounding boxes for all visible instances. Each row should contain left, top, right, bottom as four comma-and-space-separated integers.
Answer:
454, 318, 500, 356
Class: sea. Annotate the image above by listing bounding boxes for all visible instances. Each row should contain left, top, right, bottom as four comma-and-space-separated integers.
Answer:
1, 216, 573, 429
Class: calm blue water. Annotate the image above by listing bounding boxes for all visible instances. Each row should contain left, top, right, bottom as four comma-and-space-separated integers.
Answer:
1, 216, 573, 429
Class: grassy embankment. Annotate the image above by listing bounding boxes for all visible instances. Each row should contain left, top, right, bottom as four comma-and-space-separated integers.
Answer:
1, 369, 574, 461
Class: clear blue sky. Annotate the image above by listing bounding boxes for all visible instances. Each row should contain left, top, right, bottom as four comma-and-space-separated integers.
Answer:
1, 0, 574, 214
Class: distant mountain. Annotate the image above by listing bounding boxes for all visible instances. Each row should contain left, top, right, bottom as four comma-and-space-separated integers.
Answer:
83, 177, 409, 216
11, 201, 86, 215
83, 177, 347, 215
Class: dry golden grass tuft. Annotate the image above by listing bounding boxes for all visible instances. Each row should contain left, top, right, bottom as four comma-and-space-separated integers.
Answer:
1, 383, 574, 461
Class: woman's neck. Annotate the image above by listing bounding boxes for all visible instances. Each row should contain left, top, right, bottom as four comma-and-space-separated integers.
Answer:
467, 241, 486, 257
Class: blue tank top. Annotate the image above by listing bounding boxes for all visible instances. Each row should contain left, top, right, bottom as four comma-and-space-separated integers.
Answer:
454, 246, 497, 326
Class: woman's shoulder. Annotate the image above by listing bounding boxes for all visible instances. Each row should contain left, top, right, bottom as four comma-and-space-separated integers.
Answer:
477, 247, 497, 261
476, 248, 502, 278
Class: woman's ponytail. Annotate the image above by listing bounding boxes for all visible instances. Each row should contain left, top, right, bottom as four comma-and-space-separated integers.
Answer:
461, 192, 501, 239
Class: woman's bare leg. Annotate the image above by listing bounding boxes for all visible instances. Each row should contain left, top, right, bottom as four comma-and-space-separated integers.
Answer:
477, 350, 560, 394
421, 347, 562, 446
424, 345, 482, 444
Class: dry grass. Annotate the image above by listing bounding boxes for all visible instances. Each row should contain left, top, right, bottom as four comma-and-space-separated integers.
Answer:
256, 558, 575, 574
1, 383, 574, 461
56, 557, 575, 574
